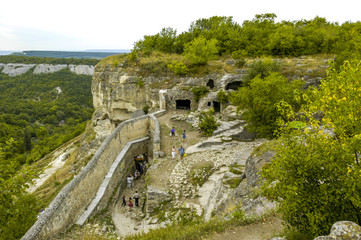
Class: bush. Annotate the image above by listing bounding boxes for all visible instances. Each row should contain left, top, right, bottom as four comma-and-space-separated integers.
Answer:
191, 86, 209, 102
167, 61, 189, 76
198, 109, 220, 136
244, 58, 281, 84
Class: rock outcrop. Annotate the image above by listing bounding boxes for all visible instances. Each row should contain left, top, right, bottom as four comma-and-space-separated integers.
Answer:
0, 63, 94, 76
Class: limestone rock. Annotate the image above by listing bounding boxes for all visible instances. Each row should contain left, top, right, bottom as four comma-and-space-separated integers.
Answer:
245, 150, 274, 188
33, 64, 67, 74
2, 63, 36, 76
314, 221, 361, 240
69, 64, 94, 75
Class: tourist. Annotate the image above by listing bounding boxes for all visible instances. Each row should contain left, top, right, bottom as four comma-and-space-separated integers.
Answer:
179, 146, 185, 160
139, 163, 143, 175
121, 195, 126, 206
129, 197, 133, 208
182, 130, 186, 143
127, 175, 133, 188
133, 191, 140, 207
172, 146, 176, 160
135, 169, 140, 179
170, 127, 176, 139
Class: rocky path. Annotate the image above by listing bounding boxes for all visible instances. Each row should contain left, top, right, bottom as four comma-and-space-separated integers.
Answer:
112, 175, 162, 237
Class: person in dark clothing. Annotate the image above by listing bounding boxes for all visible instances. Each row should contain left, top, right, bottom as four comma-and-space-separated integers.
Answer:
133, 191, 140, 207
121, 195, 126, 206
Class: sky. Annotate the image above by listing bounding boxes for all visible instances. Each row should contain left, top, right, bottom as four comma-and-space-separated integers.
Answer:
1, 0, 360, 51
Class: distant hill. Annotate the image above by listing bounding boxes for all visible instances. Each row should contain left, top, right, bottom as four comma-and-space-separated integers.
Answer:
11, 50, 130, 59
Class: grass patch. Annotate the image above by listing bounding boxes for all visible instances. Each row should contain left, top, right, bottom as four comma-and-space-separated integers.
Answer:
188, 161, 215, 186
229, 164, 244, 175
224, 178, 242, 188
251, 139, 278, 157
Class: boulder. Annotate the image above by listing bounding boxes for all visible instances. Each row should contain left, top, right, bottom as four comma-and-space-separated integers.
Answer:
314, 221, 361, 240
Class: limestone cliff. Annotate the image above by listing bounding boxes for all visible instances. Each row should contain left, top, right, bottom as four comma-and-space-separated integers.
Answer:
91, 64, 245, 136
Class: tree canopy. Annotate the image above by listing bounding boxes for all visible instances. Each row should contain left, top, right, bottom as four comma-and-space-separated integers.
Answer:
131, 14, 361, 60
261, 61, 361, 238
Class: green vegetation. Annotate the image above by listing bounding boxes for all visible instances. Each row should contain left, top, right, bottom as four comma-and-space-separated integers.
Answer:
0, 55, 99, 65
230, 72, 306, 138
0, 66, 94, 238
183, 36, 219, 65
131, 14, 361, 60
243, 58, 281, 84
167, 61, 189, 76
188, 161, 215, 186
198, 109, 220, 136
261, 61, 361, 239
191, 86, 209, 102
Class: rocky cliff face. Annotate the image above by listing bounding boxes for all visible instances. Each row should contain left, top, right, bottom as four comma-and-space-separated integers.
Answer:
0, 63, 94, 76
91, 64, 246, 135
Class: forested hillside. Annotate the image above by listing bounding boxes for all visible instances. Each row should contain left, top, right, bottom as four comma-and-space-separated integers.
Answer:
0, 69, 93, 169
0, 57, 94, 239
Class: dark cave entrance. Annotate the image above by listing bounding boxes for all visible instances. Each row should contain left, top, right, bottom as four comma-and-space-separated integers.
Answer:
176, 99, 191, 110
207, 79, 214, 89
213, 101, 220, 112
225, 81, 243, 90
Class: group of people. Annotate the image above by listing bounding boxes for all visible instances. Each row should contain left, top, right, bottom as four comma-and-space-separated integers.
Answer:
170, 127, 187, 160
121, 191, 140, 208
127, 162, 146, 188
170, 127, 186, 143
172, 145, 186, 160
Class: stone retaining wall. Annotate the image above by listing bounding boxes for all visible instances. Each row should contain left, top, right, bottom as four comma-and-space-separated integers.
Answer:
22, 111, 164, 240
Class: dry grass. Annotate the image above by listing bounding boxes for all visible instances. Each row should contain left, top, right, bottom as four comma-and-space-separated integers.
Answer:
33, 123, 96, 206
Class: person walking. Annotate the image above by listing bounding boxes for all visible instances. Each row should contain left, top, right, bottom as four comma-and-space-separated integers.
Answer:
170, 127, 176, 139
133, 191, 140, 207
128, 197, 133, 208
182, 130, 186, 143
172, 146, 176, 160
127, 175, 133, 188
121, 195, 126, 206
179, 146, 185, 160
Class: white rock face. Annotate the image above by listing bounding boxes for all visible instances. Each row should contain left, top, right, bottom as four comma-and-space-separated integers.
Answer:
0, 63, 95, 76
69, 65, 94, 75
2, 63, 36, 76
33, 64, 67, 74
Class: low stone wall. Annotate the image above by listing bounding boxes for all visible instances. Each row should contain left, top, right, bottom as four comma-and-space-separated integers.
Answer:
22, 112, 164, 240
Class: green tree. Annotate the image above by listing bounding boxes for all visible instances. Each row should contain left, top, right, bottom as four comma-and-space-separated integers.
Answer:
243, 58, 281, 84
198, 109, 220, 136
261, 61, 361, 238
0, 140, 38, 240
230, 72, 305, 138
183, 36, 219, 65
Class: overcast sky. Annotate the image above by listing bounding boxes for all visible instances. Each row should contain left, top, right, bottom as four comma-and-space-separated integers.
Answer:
1, 0, 360, 51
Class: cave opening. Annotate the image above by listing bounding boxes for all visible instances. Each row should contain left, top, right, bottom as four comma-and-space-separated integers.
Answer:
207, 79, 214, 89
213, 101, 220, 112
176, 99, 191, 110
225, 81, 243, 90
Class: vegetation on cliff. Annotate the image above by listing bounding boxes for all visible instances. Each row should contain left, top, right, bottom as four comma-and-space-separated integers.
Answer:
261, 61, 361, 239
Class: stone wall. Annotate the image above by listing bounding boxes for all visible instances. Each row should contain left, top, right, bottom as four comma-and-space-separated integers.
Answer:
21, 111, 164, 240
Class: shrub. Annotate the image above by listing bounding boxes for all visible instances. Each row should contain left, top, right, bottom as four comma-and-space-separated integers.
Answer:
191, 86, 208, 102
244, 58, 281, 84
167, 61, 189, 76
198, 109, 220, 136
